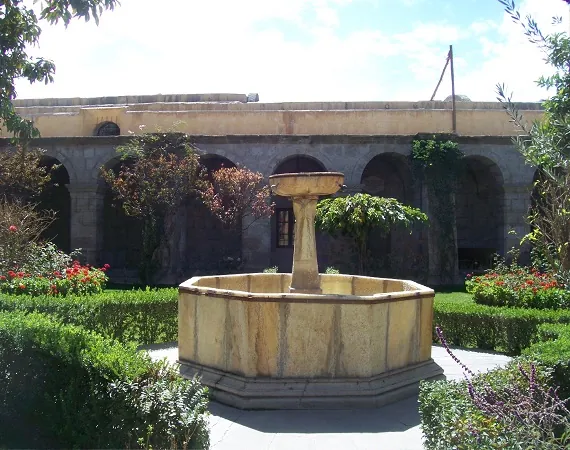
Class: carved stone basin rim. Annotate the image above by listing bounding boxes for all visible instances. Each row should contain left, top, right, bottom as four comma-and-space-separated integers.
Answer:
269, 172, 345, 197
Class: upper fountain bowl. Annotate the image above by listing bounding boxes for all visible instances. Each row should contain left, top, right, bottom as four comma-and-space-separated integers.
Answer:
269, 172, 344, 197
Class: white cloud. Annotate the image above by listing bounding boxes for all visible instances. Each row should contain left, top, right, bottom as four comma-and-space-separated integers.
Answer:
454, 0, 570, 102
12, 0, 570, 103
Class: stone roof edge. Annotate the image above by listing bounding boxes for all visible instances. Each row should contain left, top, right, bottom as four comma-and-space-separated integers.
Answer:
0, 134, 518, 147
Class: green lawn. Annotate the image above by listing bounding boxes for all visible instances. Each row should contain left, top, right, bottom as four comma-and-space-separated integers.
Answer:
434, 291, 472, 304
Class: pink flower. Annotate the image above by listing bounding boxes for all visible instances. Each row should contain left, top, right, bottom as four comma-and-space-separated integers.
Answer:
8, 225, 17, 233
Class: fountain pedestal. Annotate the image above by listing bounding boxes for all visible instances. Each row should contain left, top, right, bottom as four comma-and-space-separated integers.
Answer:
290, 196, 321, 293
270, 172, 344, 294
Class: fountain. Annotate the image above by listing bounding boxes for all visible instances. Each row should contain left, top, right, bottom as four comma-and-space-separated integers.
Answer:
178, 172, 444, 409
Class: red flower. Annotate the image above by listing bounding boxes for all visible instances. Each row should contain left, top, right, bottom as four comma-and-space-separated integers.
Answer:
7, 271, 15, 278
8, 225, 17, 233
0, 276, 6, 281
103, 264, 110, 269
19, 284, 25, 290
53, 271, 61, 277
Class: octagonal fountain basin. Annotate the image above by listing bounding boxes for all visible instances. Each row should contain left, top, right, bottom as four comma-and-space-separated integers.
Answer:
178, 273, 444, 409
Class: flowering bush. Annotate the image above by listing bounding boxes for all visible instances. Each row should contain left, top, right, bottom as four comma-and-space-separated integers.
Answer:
466, 267, 570, 310
420, 326, 570, 449
0, 261, 109, 296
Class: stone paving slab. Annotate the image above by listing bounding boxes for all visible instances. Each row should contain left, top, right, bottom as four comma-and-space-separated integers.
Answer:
143, 344, 511, 450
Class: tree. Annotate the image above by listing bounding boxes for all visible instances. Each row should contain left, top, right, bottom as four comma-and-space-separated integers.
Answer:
315, 193, 428, 275
0, 146, 53, 202
201, 165, 274, 266
496, 0, 570, 277
101, 132, 204, 284
1, 0, 119, 140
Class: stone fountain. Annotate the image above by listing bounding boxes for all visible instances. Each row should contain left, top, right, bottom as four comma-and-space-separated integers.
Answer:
178, 172, 443, 409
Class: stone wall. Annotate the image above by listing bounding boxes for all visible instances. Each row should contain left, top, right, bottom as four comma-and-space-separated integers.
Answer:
0, 133, 535, 285
3, 96, 543, 138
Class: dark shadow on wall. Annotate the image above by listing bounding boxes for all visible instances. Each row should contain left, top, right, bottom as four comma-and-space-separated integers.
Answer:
38, 156, 71, 253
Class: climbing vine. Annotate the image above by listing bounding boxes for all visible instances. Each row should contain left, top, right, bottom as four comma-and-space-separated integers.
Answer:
411, 136, 464, 283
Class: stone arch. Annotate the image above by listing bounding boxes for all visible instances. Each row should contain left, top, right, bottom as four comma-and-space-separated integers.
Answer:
349, 145, 411, 190
270, 155, 327, 272
271, 153, 327, 175
358, 152, 421, 277
360, 152, 412, 202
42, 147, 79, 184
199, 154, 237, 175
456, 155, 505, 270
99, 157, 143, 278
178, 153, 241, 279
38, 156, 71, 253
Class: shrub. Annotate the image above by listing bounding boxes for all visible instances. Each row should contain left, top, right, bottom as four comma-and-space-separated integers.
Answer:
325, 266, 340, 274
0, 198, 56, 274
466, 268, 570, 310
433, 295, 570, 354
420, 327, 570, 449
0, 288, 178, 345
0, 260, 108, 296
0, 310, 209, 449
263, 266, 278, 273
524, 323, 570, 399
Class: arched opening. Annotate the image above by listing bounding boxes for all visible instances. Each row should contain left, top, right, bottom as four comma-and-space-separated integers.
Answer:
37, 156, 71, 253
95, 122, 120, 136
359, 153, 418, 277
200, 154, 236, 174
100, 158, 143, 280
177, 155, 241, 277
456, 156, 505, 271
270, 155, 327, 272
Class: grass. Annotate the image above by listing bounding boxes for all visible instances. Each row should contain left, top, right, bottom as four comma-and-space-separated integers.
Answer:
434, 291, 473, 304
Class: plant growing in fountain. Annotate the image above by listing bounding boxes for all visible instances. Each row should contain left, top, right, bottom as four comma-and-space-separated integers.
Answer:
315, 193, 428, 275
201, 165, 274, 267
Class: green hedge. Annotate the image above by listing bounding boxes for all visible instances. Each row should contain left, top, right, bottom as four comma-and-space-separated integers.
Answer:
523, 322, 570, 399
0, 288, 178, 345
0, 310, 209, 449
433, 296, 570, 355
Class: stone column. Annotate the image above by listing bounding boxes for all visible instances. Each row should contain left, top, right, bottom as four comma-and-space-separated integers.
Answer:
424, 184, 460, 286
242, 216, 272, 271
68, 183, 104, 264
503, 183, 532, 260
290, 196, 321, 293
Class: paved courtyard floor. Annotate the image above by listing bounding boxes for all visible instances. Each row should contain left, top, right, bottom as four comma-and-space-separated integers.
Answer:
144, 344, 511, 450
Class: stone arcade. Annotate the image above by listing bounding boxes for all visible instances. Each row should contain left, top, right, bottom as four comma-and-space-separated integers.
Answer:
0, 94, 543, 284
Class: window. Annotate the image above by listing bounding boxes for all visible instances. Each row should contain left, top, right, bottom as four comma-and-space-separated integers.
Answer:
276, 208, 294, 248
96, 122, 120, 136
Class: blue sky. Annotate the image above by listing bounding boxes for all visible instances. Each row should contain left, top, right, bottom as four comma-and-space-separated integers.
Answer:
14, 0, 570, 102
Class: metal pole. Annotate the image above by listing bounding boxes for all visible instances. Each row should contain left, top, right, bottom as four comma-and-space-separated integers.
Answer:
430, 51, 450, 101
450, 44, 457, 134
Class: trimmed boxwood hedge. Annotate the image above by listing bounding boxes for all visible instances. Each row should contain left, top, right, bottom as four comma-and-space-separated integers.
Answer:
433, 295, 570, 355
0, 309, 209, 449
0, 288, 178, 345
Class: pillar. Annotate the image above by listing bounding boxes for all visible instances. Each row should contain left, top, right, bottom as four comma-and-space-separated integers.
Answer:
503, 183, 532, 261
68, 183, 104, 264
